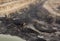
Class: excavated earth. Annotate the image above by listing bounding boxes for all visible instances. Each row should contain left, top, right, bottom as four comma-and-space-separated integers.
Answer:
0, 0, 60, 41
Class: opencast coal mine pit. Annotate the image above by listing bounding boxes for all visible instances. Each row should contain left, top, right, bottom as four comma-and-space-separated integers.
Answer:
0, 0, 60, 41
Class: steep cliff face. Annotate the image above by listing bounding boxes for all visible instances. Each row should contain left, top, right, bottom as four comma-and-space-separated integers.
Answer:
0, 0, 60, 41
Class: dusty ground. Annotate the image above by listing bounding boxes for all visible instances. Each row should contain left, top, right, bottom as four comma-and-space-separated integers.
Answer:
43, 0, 60, 16
0, 0, 38, 17
0, 0, 60, 41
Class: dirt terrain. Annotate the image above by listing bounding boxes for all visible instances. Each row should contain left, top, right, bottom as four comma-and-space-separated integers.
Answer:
0, 0, 37, 17
0, 0, 60, 41
43, 0, 60, 16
